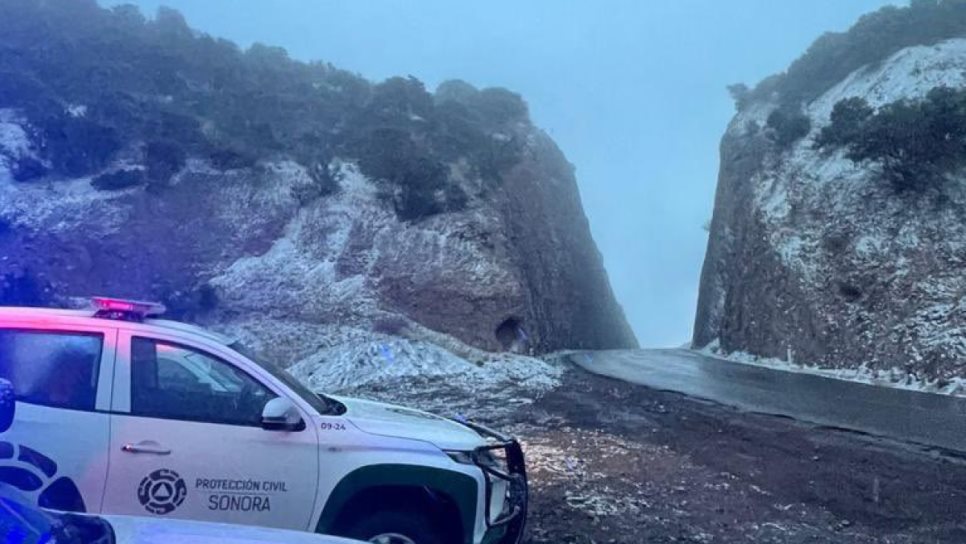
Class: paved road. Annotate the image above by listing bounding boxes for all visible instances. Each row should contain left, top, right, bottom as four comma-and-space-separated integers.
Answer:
571, 349, 966, 453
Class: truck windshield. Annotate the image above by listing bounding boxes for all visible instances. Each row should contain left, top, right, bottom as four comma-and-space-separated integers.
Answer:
229, 342, 345, 416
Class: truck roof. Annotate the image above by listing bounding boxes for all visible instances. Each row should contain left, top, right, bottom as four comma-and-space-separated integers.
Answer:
0, 306, 233, 345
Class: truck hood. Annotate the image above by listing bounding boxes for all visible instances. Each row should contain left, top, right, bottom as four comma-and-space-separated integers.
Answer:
104, 515, 359, 543
331, 396, 487, 450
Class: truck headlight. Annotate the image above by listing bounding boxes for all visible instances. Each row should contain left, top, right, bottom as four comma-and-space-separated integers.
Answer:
445, 450, 475, 465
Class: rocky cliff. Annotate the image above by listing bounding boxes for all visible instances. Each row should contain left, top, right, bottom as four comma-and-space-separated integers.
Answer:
0, 0, 637, 365
695, 31, 966, 382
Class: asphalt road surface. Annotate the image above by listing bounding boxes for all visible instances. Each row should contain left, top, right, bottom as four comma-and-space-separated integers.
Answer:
571, 349, 966, 453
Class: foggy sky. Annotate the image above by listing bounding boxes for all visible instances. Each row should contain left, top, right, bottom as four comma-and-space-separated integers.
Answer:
102, 0, 899, 347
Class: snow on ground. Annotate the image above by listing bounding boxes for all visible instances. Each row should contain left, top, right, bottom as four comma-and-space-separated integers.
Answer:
0, 109, 35, 181
698, 340, 966, 397
0, 109, 137, 232
0, 170, 132, 233
213, 317, 562, 419
0, 110, 32, 159
286, 332, 562, 419
289, 334, 560, 393
521, 429, 652, 519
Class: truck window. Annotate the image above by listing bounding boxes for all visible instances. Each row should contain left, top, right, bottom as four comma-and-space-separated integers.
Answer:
0, 329, 102, 411
130, 337, 275, 426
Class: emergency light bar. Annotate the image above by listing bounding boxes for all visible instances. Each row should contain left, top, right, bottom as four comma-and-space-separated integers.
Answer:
91, 297, 166, 322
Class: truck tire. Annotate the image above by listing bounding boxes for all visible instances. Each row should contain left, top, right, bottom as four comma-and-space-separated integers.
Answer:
343, 509, 447, 544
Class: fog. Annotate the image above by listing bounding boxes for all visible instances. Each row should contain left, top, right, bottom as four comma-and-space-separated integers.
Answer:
102, 0, 898, 347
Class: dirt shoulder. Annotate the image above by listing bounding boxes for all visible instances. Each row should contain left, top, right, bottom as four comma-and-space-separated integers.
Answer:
503, 365, 966, 543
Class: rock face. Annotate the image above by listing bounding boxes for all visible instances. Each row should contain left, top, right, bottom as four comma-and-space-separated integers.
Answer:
694, 39, 966, 381
0, 116, 636, 355
0, 1, 637, 357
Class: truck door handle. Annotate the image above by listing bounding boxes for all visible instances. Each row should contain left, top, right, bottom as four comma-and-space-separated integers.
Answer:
122, 443, 172, 456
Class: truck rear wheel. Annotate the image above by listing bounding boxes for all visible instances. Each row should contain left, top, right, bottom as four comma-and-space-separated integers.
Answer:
344, 509, 447, 544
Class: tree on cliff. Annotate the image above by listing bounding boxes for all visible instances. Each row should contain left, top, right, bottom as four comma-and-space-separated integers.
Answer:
818, 88, 966, 192
0, 0, 529, 221
749, 0, 966, 107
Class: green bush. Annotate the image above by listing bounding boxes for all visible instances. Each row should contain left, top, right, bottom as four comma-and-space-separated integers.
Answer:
815, 97, 874, 149
819, 87, 966, 192
159, 283, 219, 320
10, 157, 47, 182
351, 127, 448, 221
749, 0, 966, 108
91, 169, 144, 191
766, 108, 812, 148
367, 77, 434, 122
145, 140, 187, 183
40, 116, 121, 177
0, 269, 50, 307
475, 88, 529, 126
434, 79, 479, 106
727, 83, 751, 111
209, 147, 257, 171
0, 1, 533, 220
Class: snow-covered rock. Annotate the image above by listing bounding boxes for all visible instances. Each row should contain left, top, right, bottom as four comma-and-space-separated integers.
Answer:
211, 317, 562, 419
695, 39, 966, 382
0, 119, 636, 359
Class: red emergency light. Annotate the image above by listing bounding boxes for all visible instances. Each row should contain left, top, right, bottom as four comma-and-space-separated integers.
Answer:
91, 297, 167, 322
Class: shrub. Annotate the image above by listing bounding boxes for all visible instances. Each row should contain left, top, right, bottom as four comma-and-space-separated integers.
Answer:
815, 97, 874, 149
197, 284, 219, 312
0, 270, 49, 307
727, 83, 751, 111
40, 116, 121, 177
475, 88, 529, 126
434, 79, 479, 105
209, 147, 257, 171
368, 76, 434, 121
372, 315, 409, 336
159, 283, 219, 320
10, 156, 46, 182
145, 140, 186, 182
750, 1, 966, 108
766, 108, 812, 148
352, 127, 449, 220
819, 87, 966, 192
432, 100, 488, 161
0, 1, 532, 220
91, 169, 144, 191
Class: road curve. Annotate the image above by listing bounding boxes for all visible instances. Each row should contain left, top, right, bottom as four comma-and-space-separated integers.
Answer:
570, 349, 966, 453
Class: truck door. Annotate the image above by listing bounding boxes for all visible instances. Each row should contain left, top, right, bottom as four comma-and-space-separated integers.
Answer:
0, 326, 115, 513
101, 331, 320, 530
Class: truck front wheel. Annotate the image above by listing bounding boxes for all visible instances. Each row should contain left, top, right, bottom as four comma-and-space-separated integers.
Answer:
344, 509, 447, 544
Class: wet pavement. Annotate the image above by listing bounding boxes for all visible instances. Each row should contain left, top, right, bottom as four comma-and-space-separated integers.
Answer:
571, 349, 966, 453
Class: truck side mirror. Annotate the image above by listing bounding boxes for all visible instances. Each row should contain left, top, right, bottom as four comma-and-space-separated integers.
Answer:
261, 397, 304, 432
0, 379, 14, 433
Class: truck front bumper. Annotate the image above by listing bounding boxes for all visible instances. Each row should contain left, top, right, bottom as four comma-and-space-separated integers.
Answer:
461, 421, 528, 544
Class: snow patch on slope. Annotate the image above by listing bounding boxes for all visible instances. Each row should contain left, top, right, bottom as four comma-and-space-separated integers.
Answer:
742, 38, 966, 352
810, 39, 966, 123
210, 158, 519, 330
209, 161, 391, 322
214, 316, 562, 419
289, 334, 560, 394
0, 110, 135, 231
0, 110, 33, 161
0, 172, 131, 232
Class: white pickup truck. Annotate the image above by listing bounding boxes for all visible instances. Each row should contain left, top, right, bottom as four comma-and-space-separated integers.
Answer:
0, 298, 528, 544
0, 377, 362, 544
